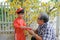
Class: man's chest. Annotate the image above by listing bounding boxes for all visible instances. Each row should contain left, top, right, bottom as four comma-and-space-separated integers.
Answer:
37, 27, 46, 36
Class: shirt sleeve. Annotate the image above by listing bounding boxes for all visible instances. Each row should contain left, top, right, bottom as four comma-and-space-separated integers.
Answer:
19, 20, 26, 27
42, 28, 52, 40
23, 21, 26, 26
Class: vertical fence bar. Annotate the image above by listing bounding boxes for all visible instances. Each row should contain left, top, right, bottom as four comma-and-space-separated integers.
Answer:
6, 2, 8, 32
7, 2, 11, 33
2, 2, 5, 33
4, 2, 6, 32
7, 2, 9, 32
56, 12, 60, 40
0, 2, 1, 31
1, 2, 4, 32
4, 2, 6, 22
10, 8, 13, 31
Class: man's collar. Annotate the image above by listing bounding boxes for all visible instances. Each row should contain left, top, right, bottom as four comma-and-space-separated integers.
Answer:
39, 23, 47, 28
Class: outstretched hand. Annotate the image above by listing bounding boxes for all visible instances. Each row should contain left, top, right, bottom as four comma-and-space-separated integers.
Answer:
27, 29, 35, 35
26, 27, 32, 30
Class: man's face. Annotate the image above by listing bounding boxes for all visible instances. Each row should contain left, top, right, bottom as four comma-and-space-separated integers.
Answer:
37, 19, 44, 25
18, 13, 24, 18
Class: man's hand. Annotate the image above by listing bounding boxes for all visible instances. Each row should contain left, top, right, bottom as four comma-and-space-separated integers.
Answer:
27, 29, 35, 35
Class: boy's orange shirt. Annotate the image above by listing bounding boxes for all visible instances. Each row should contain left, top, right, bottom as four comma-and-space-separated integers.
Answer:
13, 17, 26, 40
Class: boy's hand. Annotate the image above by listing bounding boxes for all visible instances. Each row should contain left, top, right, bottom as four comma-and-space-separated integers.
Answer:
20, 26, 32, 30
26, 27, 32, 30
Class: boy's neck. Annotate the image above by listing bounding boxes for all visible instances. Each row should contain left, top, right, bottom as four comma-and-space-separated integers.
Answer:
18, 17, 23, 19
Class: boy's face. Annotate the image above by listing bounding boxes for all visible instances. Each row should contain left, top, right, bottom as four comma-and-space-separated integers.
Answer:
18, 13, 24, 18
37, 19, 44, 25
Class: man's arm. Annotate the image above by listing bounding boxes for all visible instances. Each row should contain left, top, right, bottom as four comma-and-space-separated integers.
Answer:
33, 29, 38, 34
33, 33, 42, 40
27, 30, 42, 40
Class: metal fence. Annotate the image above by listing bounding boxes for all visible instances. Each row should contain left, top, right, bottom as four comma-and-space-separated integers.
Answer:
0, 2, 15, 33
0, 2, 15, 40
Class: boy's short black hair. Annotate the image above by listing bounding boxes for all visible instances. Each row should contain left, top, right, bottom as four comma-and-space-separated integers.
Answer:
38, 12, 49, 23
17, 9, 24, 14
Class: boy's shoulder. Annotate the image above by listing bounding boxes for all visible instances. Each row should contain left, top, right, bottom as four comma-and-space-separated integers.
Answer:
13, 18, 20, 23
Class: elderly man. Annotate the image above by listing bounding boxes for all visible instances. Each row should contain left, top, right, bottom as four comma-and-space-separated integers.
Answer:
27, 13, 56, 40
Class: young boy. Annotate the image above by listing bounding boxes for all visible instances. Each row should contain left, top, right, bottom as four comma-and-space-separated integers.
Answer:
13, 8, 31, 40
27, 13, 56, 40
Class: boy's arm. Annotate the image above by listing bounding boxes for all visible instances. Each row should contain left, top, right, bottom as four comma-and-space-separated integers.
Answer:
13, 21, 32, 30
20, 26, 32, 30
